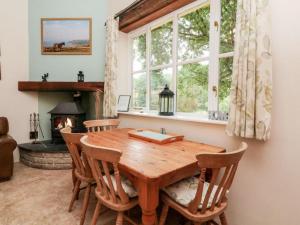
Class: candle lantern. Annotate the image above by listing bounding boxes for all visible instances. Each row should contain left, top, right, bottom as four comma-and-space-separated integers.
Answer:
77, 71, 84, 82
159, 84, 174, 116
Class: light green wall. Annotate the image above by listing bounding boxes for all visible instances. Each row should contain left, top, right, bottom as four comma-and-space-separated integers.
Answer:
29, 0, 108, 140
29, 0, 107, 81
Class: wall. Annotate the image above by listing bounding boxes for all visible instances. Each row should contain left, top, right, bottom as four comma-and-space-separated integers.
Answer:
28, 0, 108, 138
29, 0, 107, 82
110, 1, 300, 225
0, 0, 38, 162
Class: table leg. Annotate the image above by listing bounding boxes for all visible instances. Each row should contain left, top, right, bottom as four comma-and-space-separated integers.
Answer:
138, 180, 159, 225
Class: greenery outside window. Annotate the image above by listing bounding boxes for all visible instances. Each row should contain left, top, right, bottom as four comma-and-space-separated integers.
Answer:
130, 0, 237, 117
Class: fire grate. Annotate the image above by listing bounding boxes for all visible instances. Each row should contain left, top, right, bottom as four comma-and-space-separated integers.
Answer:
49, 102, 86, 144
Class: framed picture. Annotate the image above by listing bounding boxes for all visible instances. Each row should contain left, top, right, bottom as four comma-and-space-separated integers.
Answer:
41, 18, 92, 55
117, 95, 131, 112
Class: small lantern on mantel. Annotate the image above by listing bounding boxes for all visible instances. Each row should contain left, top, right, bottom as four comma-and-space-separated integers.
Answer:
77, 71, 84, 82
159, 84, 174, 116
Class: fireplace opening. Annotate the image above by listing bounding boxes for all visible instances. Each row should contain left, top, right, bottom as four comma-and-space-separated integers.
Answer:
54, 117, 73, 129
49, 102, 86, 144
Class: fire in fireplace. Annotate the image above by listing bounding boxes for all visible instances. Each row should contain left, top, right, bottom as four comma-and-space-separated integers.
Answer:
55, 117, 74, 129
49, 102, 86, 144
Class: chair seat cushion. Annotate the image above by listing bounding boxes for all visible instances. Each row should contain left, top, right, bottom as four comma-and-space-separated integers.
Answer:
104, 175, 138, 198
163, 176, 227, 209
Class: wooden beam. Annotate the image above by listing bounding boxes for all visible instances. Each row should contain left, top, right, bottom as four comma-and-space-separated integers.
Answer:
118, 0, 196, 33
18, 81, 104, 92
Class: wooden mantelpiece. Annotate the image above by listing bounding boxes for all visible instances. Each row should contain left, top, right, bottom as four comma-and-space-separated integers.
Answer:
18, 81, 104, 92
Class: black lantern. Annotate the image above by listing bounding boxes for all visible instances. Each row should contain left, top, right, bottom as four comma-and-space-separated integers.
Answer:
159, 84, 174, 116
77, 71, 84, 82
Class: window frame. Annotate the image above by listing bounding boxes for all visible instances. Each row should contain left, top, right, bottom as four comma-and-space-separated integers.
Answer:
128, 0, 234, 116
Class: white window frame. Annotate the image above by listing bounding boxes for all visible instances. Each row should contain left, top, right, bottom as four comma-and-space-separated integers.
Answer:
128, 0, 234, 116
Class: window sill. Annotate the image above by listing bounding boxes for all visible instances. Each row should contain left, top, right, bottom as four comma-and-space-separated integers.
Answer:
118, 111, 228, 126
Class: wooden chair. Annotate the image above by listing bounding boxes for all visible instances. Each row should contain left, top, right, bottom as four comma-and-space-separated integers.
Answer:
60, 128, 94, 225
83, 119, 120, 132
158, 142, 248, 225
80, 135, 139, 225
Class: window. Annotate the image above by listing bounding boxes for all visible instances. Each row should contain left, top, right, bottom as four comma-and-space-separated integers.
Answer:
130, 0, 237, 116
132, 34, 146, 108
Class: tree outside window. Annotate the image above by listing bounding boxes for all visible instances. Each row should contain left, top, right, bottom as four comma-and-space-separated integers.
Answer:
130, 0, 237, 116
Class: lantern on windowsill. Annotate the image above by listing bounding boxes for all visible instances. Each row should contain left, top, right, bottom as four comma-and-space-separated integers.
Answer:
159, 84, 174, 116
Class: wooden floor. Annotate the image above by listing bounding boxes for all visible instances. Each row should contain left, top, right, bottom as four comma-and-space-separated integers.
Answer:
0, 163, 185, 225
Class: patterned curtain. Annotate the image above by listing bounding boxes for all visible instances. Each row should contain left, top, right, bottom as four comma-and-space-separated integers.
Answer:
226, 0, 272, 141
103, 17, 119, 118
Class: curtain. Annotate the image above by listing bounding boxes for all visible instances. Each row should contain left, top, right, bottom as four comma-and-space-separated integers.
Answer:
226, 0, 272, 141
103, 17, 119, 118
94, 89, 102, 120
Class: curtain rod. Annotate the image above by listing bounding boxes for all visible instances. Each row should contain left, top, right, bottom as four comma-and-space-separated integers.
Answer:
105, 0, 143, 27
114, 0, 143, 18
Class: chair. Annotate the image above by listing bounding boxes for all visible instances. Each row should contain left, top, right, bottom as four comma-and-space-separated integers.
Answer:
0, 117, 17, 182
60, 128, 94, 225
80, 135, 139, 225
159, 142, 248, 225
83, 119, 120, 132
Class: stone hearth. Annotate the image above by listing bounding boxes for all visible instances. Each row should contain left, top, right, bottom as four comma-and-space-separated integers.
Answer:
19, 141, 72, 170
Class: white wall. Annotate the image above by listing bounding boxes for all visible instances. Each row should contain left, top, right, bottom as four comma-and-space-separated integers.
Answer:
0, 0, 38, 162
109, 1, 300, 225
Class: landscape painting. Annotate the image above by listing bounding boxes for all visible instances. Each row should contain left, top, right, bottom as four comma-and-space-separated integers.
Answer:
41, 18, 92, 55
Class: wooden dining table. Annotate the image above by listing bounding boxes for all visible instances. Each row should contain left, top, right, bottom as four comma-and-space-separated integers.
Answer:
86, 128, 225, 225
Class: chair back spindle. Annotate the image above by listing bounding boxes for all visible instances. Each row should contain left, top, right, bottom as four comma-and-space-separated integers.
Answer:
188, 142, 248, 214
83, 119, 120, 133
80, 136, 130, 205
60, 128, 92, 178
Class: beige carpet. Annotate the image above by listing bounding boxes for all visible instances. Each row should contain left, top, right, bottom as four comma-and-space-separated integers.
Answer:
0, 163, 184, 225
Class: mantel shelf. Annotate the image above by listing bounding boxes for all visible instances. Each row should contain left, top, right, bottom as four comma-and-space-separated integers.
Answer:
18, 81, 104, 92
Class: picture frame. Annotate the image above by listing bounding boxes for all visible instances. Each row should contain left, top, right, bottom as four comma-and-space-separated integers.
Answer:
41, 18, 92, 55
117, 95, 131, 112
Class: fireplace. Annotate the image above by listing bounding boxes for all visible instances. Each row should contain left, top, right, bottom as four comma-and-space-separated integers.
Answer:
49, 102, 86, 144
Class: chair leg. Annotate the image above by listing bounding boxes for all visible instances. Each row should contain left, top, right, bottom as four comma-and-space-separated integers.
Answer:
72, 164, 76, 189
124, 214, 138, 225
116, 212, 124, 225
76, 180, 82, 200
80, 184, 91, 225
158, 204, 169, 225
219, 213, 228, 225
68, 179, 81, 212
90, 200, 102, 225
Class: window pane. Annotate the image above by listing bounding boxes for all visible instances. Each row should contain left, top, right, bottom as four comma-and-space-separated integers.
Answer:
132, 72, 147, 108
177, 62, 209, 113
219, 57, 233, 112
151, 21, 173, 66
132, 34, 146, 72
178, 3, 210, 61
150, 68, 173, 110
220, 0, 237, 53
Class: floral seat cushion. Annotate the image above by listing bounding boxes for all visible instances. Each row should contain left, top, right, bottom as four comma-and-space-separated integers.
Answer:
163, 176, 227, 209
103, 175, 138, 198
